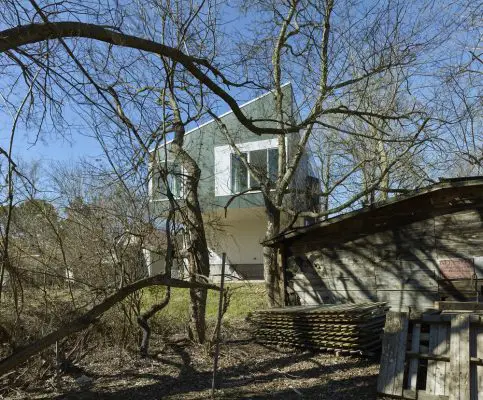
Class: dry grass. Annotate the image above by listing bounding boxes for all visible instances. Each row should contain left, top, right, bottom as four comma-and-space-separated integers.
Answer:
6, 322, 379, 399
1, 283, 381, 399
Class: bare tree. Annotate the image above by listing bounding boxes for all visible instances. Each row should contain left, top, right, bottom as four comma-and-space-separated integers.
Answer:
0, 0, 224, 346
214, 0, 446, 305
0, 0, 479, 312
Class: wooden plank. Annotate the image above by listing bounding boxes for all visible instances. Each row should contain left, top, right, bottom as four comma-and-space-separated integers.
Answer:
377, 311, 408, 396
435, 238, 483, 254
439, 324, 451, 395
407, 323, 421, 390
470, 326, 483, 400
294, 288, 376, 305
376, 278, 438, 291
407, 353, 483, 367
377, 290, 437, 311
449, 314, 471, 400
427, 324, 439, 395
438, 279, 477, 298
471, 324, 477, 400
435, 302, 483, 311
293, 276, 377, 291
376, 266, 438, 291
433, 210, 483, 229
403, 389, 449, 400
478, 327, 483, 400
308, 259, 376, 278
373, 246, 436, 261
420, 315, 483, 325
426, 324, 450, 395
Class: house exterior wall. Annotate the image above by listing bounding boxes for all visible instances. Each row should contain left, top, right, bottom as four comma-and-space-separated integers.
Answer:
148, 83, 315, 280
150, 82, 301, 212
205, 207, 267, 281
214, 138, 279, 197
282, 183, 483, 312
286, 130, 313, 214
143, 249, 166, 276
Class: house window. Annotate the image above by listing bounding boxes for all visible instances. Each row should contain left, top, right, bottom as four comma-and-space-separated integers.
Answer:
230, 148, 279, 193
166, 164, 182, 198
152, 162, 183, 200
250, 149, 267, 185
268, 148, 279, 182
231, 153, 248, 193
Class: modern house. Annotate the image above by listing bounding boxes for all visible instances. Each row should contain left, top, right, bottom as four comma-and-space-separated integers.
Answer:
147, 83, 317, 281
264, 176, 483, 312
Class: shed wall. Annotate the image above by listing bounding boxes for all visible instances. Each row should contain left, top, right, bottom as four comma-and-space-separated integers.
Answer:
286, 190, 483, 312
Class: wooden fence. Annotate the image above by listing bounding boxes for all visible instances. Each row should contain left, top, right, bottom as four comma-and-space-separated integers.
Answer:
378, 311, 483, 399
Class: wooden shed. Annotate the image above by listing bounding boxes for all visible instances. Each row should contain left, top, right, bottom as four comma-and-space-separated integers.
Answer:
265, 177, 483, 312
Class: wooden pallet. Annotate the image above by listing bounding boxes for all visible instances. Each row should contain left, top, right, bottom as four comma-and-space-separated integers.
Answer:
255, 338, 380, 356
251, 302, 388, 355
377, 311, 483, 399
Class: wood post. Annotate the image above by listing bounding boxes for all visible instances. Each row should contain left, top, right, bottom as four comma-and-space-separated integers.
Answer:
277, 244, 286, 307
211, 252, 226, 398
449, 314, 470, 400
377, 311, 408, 396
407, 323, 421, 390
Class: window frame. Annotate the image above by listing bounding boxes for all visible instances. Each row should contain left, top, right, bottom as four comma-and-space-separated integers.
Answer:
151, 159, 184, 201
230, 152, 249, 194
230, 147, 279, 194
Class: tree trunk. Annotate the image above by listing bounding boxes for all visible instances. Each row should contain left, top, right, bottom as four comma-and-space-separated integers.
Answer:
185, 198, 210, 343
262, 196, 284, 308
137, 286, 170, 357
378, 137, 389, 201
170, 120, 211, 343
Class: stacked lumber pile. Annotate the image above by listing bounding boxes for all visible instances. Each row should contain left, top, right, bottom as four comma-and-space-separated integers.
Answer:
250, 302, 389, 355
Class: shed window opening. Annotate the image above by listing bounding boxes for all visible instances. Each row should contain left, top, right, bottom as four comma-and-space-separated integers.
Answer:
230, 147, 279, 193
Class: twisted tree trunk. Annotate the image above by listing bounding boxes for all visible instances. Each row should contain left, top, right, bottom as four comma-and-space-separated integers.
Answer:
137, 287, 171, 357
263, 197, 284, 308
170, 116, 211, 343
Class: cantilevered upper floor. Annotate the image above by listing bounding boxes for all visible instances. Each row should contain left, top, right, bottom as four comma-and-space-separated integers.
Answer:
149, 82, 317, 216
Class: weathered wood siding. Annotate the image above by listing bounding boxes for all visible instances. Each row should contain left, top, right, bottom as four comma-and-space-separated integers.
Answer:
286, 186, 483, 312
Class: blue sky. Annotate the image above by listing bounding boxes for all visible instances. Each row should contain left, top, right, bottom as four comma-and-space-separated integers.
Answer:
0, 125, 103, 164
0, 0, 260, 168
0, 0, 479, 172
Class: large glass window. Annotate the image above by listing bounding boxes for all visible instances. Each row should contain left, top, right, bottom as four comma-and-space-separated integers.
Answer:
166, 164, 182, 198
230, 147, 279, 193
250, 149, 267, 185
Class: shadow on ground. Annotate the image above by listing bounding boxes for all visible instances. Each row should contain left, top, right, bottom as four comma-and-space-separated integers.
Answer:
39, 341, 378, 400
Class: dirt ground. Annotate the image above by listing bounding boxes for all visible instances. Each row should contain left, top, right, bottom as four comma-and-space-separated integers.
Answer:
4, 334, 380, 400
